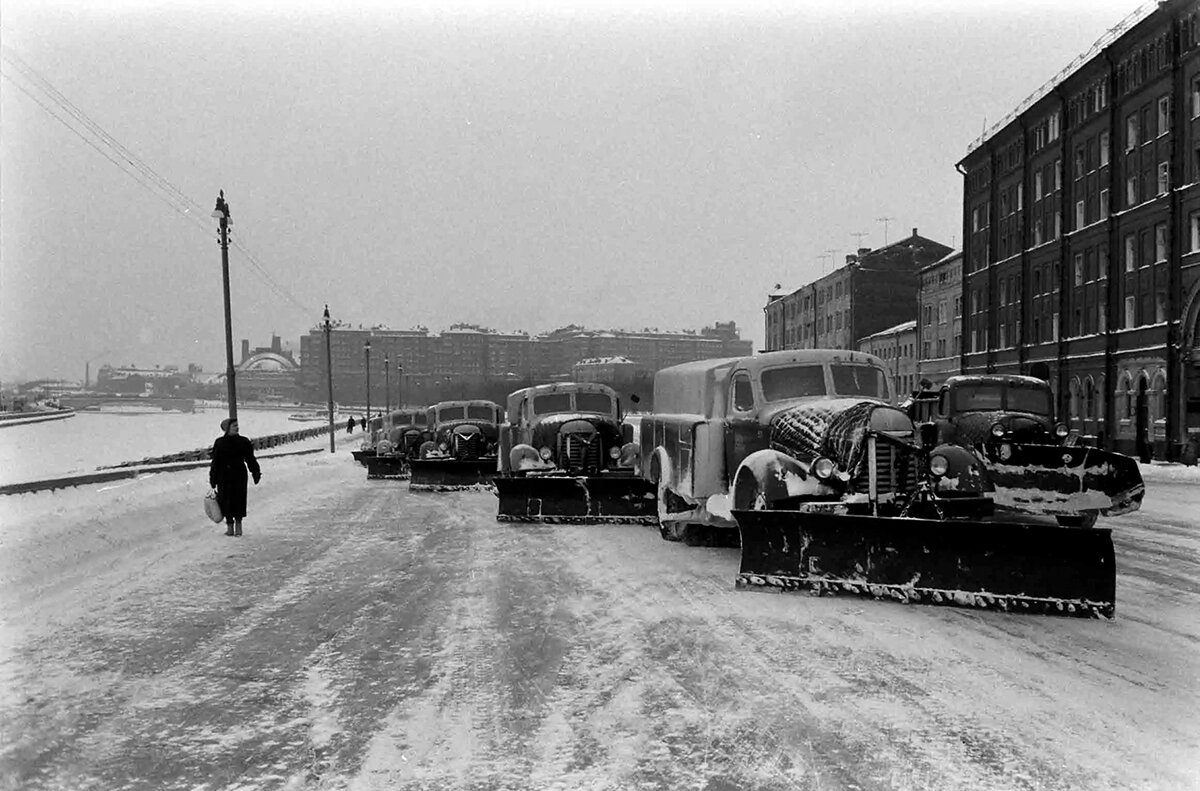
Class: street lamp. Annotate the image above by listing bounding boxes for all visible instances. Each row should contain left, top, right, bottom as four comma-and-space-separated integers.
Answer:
364, 338, 371, 425
212, 190, 236, 421
323, 305, 336, 453
384, 353, 390, 413
397, 363, 404, 409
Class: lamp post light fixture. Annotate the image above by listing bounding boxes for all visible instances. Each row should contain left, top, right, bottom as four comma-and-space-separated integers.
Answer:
211, 190, 237, 421
364, 338, 372, 426
384, 353, 391, 413
323, 305, 336, 453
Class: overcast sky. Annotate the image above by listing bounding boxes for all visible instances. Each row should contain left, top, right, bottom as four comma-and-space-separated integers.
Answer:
1, 0, 1146, 381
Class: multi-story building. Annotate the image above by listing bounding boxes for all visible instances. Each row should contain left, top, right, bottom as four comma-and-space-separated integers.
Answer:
296, 321, 752, 406
958, 0, 1200, 460
916, 250, 965, 387
764, 231, 954, 354
858, 320, 919, 397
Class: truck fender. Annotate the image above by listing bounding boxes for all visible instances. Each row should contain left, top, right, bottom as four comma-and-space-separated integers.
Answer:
929, 443, 990, 495
510, 443, 553, 473
732, 449, 824, 511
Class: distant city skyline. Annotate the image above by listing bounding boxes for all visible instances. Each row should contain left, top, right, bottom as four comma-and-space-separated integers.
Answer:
1, 0, 1143, 381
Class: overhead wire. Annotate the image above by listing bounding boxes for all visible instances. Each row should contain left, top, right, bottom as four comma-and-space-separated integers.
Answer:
1, 44, 318, 319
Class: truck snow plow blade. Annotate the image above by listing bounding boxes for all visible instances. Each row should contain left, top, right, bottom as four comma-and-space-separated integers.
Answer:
495, 474, 657, 524
733, 509, 1116, 618
983, 444, 1144, 518
364, 455, 409, 480
408, 459, 497, 491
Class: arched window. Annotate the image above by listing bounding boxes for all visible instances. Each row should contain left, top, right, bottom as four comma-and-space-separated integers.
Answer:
1117, 371, 1133, 420
1095, 374, 1106, 426
1068, 377, 1081, 422
1151, 369, 1167, 431
1084, 376, 1096, 421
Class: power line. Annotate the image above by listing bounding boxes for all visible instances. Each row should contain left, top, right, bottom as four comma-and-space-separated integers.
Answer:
1, 45, 316, 319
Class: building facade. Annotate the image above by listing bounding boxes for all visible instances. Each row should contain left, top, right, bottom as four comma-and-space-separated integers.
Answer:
959, 0, 1200, 459
916, 250, 965, 387
858, 320, 919, 396
764, 231, 954, 355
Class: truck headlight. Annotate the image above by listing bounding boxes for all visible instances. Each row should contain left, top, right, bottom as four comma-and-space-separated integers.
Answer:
929, 454, 949, 477
439, 442, 448, 452
813, 457, 835, 479
990, 422, 1006, 438
539, 446, 552, 460
609, 446, 621, 459
1054, 423, 1069, 439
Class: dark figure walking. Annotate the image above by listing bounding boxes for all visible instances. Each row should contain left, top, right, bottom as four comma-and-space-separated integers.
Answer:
347, 415, 356, 434
209, 418, 261, 537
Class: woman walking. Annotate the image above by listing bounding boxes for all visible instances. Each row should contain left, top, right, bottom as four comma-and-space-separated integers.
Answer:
209, 417, 261, 537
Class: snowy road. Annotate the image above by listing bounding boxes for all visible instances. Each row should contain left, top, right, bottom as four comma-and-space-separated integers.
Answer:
0, 452, 1197, 790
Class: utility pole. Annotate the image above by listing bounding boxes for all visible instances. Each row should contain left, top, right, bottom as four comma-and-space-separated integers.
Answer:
323, 305, 336, 453
364, 338, 372, 426
212, 190, 237, 421
398, 363, 404, 409
876, 216, 896, 246
384, 352, 391, 413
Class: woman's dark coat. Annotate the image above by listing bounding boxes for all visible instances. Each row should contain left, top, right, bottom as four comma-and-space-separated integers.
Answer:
209, 434, 261, 519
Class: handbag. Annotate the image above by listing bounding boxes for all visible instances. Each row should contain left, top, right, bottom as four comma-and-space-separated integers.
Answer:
204, 489, 224, 523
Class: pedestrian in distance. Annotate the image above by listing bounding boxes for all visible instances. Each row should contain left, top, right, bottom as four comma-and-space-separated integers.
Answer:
347, 415, 356, 434
209, 417, 261, 537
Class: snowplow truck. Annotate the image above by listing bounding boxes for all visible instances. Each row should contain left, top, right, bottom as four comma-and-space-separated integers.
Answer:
364, 409, 431, 480
494, 382, 654, 523
904, 375, 1144, 528
408, 400, 502, 491
642, 349, 1116, 618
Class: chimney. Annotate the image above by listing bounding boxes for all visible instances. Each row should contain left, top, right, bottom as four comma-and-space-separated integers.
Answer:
271, 334, 282, 353
857, 247, 871, 256
241, 339, 250, 362
912, 227, 918, 237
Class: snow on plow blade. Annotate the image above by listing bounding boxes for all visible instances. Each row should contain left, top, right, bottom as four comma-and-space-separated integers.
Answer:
364, 455, 409, 480
494, 474, 657, 524
733, 509, 1116, 618
984, 444, 1144, 518
408, 459, 497, 491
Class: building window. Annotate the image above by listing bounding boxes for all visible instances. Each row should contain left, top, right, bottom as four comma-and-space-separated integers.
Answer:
1035, 171, 1044, 200
923, 340, 931, 359
1156, 223, 1167, 262
1158, 96, 1171, 136
1156, 291, 1167, 323
1125, 295, 1137, 328
1193, 76, 1200, 118
1125, 235, 1136, 271
1017, 183, 1024, 210
1127, 174, 1139, 207
1073, 253, 1084, 286
1100, 188, 1110, 219
1074, 147, 1085, 179
1054, 159, 1062, 191
1192, 211, 1200, 252
939, 299, 947, 324
1126, 114, 1139, 150
1158, 162, 1170, 195
1100, 131, 1110, 167
1075, 200, 1085, 229
1054, 211, 1062, 239
954, 295, 962, 317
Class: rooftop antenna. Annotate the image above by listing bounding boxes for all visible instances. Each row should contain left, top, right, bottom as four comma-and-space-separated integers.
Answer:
824, 249, 839, 272
818, 252, 833, 274
850, 231, 869, 249
876, 216, 896, 245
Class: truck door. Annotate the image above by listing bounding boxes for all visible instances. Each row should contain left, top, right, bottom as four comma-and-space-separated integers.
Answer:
724, 370, 768, 481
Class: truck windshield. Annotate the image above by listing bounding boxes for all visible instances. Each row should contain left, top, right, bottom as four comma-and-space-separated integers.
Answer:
575, 392, 612, 414
831, 364, 889, 399
952, 382, 1052, 415
437, 406, 466, 421
761, 365, 826, 401
533, 393, 572, 414
467, 405, 495, 420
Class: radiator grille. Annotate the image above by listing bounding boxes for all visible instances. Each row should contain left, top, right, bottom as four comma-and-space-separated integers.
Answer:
851, 434, 916, 496
559, 431, 602, 473
452, 432, 483, 460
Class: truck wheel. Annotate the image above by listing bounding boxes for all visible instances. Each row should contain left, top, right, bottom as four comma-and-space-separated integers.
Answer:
656, 476, 684, 542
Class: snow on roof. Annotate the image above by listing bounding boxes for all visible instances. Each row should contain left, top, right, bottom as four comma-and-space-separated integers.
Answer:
859, 320, 917, 341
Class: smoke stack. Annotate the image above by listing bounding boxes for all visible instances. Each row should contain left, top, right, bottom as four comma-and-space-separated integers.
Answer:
241, 339, 250, 362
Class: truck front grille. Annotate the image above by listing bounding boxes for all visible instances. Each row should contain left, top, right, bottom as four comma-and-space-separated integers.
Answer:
851, 434, 916, 496
559, 431, 602, 473
452, 432, 483, 460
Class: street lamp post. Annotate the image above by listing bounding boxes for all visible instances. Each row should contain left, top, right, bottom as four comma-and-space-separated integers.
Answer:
212, 190, 237, 421
384, 353, 391, 413
397, 363, 404, 409
364, 339, 372, 426
323, 305, 336, 453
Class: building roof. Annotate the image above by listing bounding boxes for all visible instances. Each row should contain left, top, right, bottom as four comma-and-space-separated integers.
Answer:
918, 249, 963, 275
859, 320, 917, 342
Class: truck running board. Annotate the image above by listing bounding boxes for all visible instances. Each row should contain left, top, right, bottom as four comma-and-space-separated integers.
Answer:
494, 474, 657, 524
732, 509, 1115, 618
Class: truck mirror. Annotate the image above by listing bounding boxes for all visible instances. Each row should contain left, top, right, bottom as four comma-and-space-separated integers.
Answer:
629, 393, 641, 404
919, 422, 938, 448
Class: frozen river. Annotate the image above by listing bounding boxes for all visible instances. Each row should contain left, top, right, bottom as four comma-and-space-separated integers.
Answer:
0, 407, 351, 487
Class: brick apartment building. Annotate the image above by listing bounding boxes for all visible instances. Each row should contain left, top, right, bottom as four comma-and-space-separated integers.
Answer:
959, 0, 1200, 459
764, 230, 953, 355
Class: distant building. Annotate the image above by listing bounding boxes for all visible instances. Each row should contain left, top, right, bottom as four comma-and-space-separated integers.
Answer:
916, 250, 964, 388
858, 320, 918, 397
236, 334, 300, 402
764, 230, 954, 353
